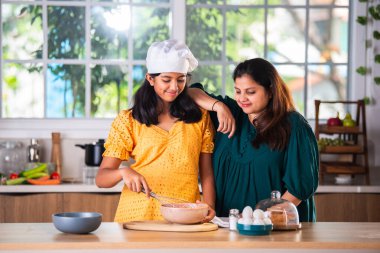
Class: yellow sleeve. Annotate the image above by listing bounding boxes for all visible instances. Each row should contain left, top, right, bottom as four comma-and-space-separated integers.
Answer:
103, 110, 135, 160
200, 109, 215, 153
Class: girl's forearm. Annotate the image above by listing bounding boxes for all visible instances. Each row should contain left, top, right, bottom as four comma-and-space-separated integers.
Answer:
199, 153, 216, 209
282, 191, 301, 206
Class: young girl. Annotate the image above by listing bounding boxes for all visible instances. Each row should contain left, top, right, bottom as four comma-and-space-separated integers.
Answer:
189, 58, 319, 222
96, 39, 216, 223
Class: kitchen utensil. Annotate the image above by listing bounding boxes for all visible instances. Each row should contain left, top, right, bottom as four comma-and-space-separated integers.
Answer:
51, 132, 63, 175
237, 223, 273, 236
52, 212, 102, 234
141, 188, 189, 205
160, 203, 209, 224
75, 139, 105, 166
123, 220, 218, 232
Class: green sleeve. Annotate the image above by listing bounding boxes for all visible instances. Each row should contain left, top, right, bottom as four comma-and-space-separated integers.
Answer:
282, 113, 319, 200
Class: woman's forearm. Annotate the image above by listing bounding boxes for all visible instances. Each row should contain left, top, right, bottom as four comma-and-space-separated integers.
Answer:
188, 88, 219, 112
282, 191, 302, 206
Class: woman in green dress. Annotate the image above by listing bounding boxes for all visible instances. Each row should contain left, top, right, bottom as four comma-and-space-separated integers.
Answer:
189, 58, 319, 222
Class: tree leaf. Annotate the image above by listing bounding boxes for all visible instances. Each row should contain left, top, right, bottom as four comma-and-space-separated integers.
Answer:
375, 54, 380, 64
356, 16, 368, 25
374, 31, 380, 40
363, 96, 371, 105
374, 77, 380, 85
369, 6, 380, 20
356, 66, 367, 75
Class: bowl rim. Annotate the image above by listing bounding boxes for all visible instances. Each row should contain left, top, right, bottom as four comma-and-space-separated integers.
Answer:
160, 203, 209, 210
52, 212, 102, 218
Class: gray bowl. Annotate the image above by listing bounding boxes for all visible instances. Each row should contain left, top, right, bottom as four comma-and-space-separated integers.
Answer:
52, 212, 102, 234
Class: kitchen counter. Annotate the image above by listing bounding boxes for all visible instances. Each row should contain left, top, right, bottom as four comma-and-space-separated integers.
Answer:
0, 222, 379, 252
1, 183, 380, 193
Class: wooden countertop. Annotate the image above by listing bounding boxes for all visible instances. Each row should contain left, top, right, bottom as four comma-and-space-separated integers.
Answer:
0, 222, 379, 252
1, 183, 380, 193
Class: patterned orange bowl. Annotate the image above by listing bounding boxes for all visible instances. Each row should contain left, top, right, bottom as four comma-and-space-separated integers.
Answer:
160, 203, 209, 225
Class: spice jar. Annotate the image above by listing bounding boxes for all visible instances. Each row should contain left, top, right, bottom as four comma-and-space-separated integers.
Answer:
229, 209, 240, 231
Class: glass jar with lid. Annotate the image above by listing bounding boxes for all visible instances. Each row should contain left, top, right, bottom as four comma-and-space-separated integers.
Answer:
0, 141, 27, 176
255, 190, 300, 230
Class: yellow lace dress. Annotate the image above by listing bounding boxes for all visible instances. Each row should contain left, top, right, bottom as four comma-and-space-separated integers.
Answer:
103, 109, 214, 222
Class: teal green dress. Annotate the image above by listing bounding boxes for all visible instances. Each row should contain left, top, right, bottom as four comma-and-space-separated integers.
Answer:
192, 83, 319, 222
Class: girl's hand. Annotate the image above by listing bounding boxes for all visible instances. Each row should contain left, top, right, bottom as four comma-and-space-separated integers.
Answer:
120, 167, 150, 198
196, 200, 216, 223
213, 101, 236, 138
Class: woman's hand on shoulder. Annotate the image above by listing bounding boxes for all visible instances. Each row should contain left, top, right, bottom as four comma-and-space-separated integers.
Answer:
120, 167, 150, 198
213, 101, 236, 138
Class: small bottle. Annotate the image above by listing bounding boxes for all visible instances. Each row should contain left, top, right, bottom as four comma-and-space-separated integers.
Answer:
27, 139, 41, 163
229, 209, 240, 231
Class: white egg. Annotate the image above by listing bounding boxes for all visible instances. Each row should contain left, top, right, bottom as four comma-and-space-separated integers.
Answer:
253, 219, 265, 225
242, 218, 253, 225
238, 218, 244, 224
242, 206, 253, 219
264, 211, 270, 218
253, 209, 265, 220
263, 218, 273, 225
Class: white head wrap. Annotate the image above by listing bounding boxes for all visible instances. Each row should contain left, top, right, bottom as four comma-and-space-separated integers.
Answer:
146, 39, 198, 74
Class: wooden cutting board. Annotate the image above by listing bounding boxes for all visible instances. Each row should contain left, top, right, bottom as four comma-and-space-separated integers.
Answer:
123, 220, 218, 232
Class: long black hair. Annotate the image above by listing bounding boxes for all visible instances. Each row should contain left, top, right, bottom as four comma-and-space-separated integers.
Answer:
131, 74, 202, 125
233, 58, 295, 150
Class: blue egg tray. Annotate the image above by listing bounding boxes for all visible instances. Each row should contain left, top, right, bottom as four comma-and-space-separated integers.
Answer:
237, 223, 273, 236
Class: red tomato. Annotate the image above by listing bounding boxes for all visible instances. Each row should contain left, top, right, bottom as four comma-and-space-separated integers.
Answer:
50, 172, 61, 180
9, 173, 19, 179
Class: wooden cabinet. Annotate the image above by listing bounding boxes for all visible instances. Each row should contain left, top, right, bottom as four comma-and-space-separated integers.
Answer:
314, 100, 369, 183
314, 193, 380, 222
0, 193, 119, 222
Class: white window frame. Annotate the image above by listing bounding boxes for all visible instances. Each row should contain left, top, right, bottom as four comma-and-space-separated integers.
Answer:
0, 0, 362, 139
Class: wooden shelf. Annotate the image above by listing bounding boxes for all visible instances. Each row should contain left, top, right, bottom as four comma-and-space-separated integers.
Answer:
320, 145, 364, 154
315, 100, 369, 184
318, 125, 362, 134
321, 162, 366, 174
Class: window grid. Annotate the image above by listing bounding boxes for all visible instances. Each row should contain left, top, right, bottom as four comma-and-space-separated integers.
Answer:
0, 0, 350, 120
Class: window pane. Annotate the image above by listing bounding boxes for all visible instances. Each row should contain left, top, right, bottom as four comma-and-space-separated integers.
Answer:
268, 0, 306, 4
226, 0, 264, 4
2, 63, 44, 118
47, 64, 85, 118
48, 6, 85, 59
310, 0, 348, 5
134, 0, 169, 3
132, 65, 148, 97
186, 7, 222, 61
91, 65, 129, 118
226, 64, 237, 98
226, 8, 264, 61
191, 65, 222, 95
308, 8, 349, 63
187, 0, 223, 4
267, 8, 306, 63
92, 0, 129, 3
91, 6, 129, 59
276, 64, 305, 115
2, 4, 43, 60
307, 64, 347, 118
133, 7, 170, 60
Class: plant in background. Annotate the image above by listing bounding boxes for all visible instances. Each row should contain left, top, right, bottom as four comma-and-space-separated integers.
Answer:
356, 0, 380, 105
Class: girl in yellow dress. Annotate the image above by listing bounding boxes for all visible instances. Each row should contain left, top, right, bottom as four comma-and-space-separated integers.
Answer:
95, 39, 216, 223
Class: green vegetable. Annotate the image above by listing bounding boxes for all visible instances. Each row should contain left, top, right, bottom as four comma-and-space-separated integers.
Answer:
19, 163, 48, 178
26, 172, 49, 179
6, 177, 26, 185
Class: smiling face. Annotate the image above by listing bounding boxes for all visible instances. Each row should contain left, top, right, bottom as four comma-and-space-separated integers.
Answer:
234, 74, 271, 118
146, 72, 187, 104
